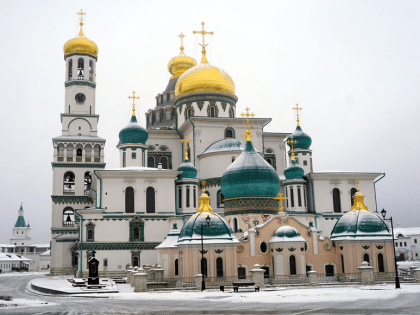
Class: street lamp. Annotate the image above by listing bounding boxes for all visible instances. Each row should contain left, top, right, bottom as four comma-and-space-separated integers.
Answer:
200, 215, 211, 291
381, 208, 401, 289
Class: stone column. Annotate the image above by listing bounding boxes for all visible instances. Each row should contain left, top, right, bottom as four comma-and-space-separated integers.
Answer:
134, 268, 148, 293
155, 268, 164, 281
357, 261, 374, 285
308, 271, 318, 286
126, 266, 133, 283
250, 264, 265, 288
409, 266, 417, 278
148, 267, 155, 280
196, 274, 203, 290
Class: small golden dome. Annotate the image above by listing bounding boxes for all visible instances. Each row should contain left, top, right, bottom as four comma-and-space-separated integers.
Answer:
63, 22, 98, 57
175, 60, 235, 97
168, 52, 197, 80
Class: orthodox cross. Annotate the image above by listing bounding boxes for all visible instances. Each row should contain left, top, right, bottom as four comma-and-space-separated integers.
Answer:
201, 180, 206, 192
355, 179, 360, 191
193, 22, 213, 48
278, 193, 288, 212
292, 103, 302, 126
178, 32, 186, 53
77, 9, 86, 24
90, 249, 96, 258
180, 135, 192, 160
128, 91, 140, 116
287, 136, 297, 161
241, 107, 255, 141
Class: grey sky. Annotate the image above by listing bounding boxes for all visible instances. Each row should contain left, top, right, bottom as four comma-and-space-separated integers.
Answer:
0, 0, 419, 243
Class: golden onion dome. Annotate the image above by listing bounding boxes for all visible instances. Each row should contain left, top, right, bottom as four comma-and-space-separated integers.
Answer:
168, 50, 197, 80
175, 49, 235, 97
63, 22, 98, 57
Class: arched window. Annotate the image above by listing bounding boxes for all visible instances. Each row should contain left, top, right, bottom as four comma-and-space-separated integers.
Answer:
350, 188, 357, 207
266, 158, 272, 166
290, 187, 295, 207
89, 60, 94, 81
103, 258, 108, 267
260, 241, 268, 254
217, 190, 224, 207
84, 172, 92, 194
87, 229, 94, 241
216, 257, 223, 277
85, 144, 92, 161
238, 267, 246, 279
225, 128, 234, 139
232, 218, 238, 233
289, 255, 296, 275
210, 106, 216, 117
378, 253, 385, 272
186, 108, 192, 118
333, 188, 341, 213
147, 156, 155, 168
146, 187, 155, 213
76, 148, 82, 157
123, 152, 126, 167
229, 107, 234, 118
133, 256, 139, 267
125, 187, 134, 213
63, 172, 75, 194
57, 144, 64, 157
363, 253, 370, 265
160, 156, 168, 169
67, 144, 74, 160
77, 58, 84, 79
325, 264, 335, 276
175, 259, 179, 276
94, 145, 101, 158
340, 254, 345, 273
63, 207, 74, 226
201, 258, 207, 277
68, 59, 73, 81
133, 227, 140, 240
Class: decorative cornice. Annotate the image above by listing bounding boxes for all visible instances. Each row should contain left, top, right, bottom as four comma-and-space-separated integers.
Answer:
77, 242, 160, 251
64, 52, 98, 60
51, 195, 93, 204
65, 81, 96, 89
51, 163, 106, 168
51, 228, 79, 234
225, 209, 279, 216
174, 92, 238, 107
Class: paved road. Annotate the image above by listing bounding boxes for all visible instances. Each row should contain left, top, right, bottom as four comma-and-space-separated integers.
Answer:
1, 274, 420, 314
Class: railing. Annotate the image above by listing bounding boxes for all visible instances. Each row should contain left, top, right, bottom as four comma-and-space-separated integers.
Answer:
63, 191, 75, 195
67, 157, 73, 162
85, 158, 91, 162
374, 272, 395, 282
94, 157, 101, 163
317, 273, 337, 283
63, 221, 75, 227
76, 157, 82, 162
147, 277, 196, 289
57, 157, 64, 162
269, 274, 309, 285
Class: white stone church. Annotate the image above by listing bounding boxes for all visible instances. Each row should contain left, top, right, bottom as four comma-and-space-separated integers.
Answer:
50, 14, 387, 277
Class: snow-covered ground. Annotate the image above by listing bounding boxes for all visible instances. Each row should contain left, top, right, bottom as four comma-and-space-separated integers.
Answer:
0, 298, 56, 309
0, 271, 48, 277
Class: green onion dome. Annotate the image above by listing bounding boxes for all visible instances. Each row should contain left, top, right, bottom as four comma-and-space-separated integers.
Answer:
119, 115, 148, 145
177, 191, 238, 245
330, 189, 391, 240
177, 158, 197, 179
284, 159, 305, 180
221, 140, 280, 199
287, 126, 312, 150
270, 226, 306, 243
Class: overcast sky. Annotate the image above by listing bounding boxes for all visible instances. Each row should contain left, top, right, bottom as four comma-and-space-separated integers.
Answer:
0, 0, 419, 243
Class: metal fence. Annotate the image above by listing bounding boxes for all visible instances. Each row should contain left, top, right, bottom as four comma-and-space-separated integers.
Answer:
269, 274, 309, 285
374, 272, 395, 282
147, 277, 196, 289
205, 276, 252, 287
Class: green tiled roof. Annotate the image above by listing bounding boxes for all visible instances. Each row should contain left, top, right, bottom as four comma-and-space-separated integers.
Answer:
14, 205, 26, 228
221, 140, 280, 199
284, 160, 304, 179
199, 139, 244, 156
287, 126, 312, 150
177, 159, 197, 179
119, 115, 148, 145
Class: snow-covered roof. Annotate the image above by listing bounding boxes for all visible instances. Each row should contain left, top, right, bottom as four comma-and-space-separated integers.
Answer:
394, 227, 420, 237
54, 234, 79, 241
53, 135, 105, 141
156, 225, 181, 249
0, 244, 15, 248
31, 244, 50, 248
40, 250, 51, 256
0, 253, 31, 262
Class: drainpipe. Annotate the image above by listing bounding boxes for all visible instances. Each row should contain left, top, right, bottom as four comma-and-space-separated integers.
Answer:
284, 140, 288, 169
261, 118, 272, 154
93, 171, 103, 209
74, 209, 83, 278
188, 117, 196, 166
174, 179, 178, 215
176, 129, 183, 162
374, 173, 385, 213
308, 173, 316, 215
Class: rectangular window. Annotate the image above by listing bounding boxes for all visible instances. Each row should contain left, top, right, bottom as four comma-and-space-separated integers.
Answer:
186, 186, 190, 208
132, 152, 136, 159
415, 239, 418, 244
404, 242, 407, 247
297, 186, 302, 207
303, 186, 307, 208
193, 187, 197, 208
123, 152, 126, 167
178, 188, 182, 209
290, 188, 295, 208
303, 160, 307, 166
416, 253, 418, 257
395, 242, 398, 247
285, 188, 289, 208
400, 242, 403, 247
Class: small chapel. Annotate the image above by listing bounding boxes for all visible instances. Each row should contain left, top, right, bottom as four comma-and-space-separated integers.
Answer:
49, 12, 394, 279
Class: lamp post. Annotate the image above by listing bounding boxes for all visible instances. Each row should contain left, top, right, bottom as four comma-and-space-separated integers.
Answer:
200, 215, 211, 291
380, 208, 401, 289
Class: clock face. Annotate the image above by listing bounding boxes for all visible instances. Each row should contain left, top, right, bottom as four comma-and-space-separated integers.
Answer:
75, 93, 86, 104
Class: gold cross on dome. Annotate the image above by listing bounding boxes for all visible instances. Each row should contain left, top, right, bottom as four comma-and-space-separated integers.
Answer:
178, 33, 186, 53
240, 107, 255, 141
77, 9, 86, 23
278, 193, 288, 212
128, 91, 140, 116
287, 136, 297, 161
193, 22, 213, 48
180, 135, 192, 160
355, 179, 360, 191
292, 103, 302, 126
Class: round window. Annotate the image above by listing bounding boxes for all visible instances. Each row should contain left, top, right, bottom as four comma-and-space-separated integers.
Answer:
260, 241, 268, 254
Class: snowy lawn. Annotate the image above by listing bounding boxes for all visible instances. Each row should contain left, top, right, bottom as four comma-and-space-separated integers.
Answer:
98, 283, 420, 304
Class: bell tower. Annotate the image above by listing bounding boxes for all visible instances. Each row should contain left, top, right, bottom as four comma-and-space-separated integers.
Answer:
50, 10, 106, 276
